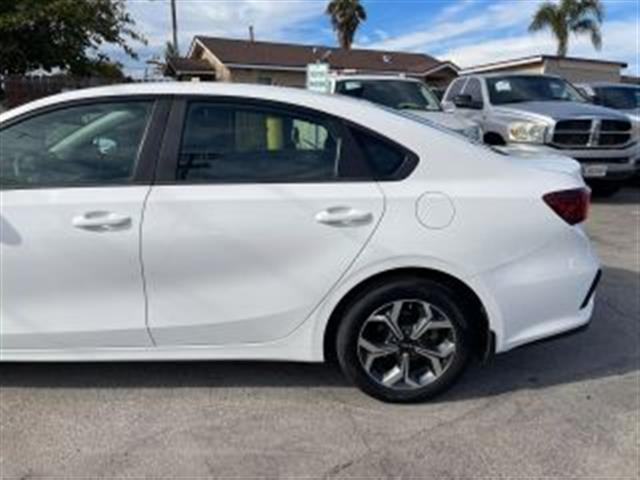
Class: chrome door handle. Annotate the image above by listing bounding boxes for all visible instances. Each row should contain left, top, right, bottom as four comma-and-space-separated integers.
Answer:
315, 207, 373, 227
72, 211, 131, 231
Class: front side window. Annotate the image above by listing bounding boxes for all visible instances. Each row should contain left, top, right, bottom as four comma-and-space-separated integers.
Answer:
486, 76, 585, 105
463, 78, 484, 105
177, 102, 341, 182
335, 80, 441, 112
444, 78, 466, 102
0, 101, 153, 188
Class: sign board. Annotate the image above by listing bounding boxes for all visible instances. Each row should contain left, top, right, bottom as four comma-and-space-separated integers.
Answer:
306, 63, 330, 93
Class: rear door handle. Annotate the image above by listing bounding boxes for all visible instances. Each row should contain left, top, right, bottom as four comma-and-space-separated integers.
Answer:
72, 211, 131, 231
315, 207, 373, 227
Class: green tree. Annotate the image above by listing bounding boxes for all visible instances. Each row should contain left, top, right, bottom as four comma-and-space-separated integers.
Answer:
326, 0, 367, 50
0, 0, 145, 75
528, 0, 604, 57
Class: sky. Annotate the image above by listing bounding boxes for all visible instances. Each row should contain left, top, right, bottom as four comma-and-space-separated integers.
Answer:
114, 0, 639, 78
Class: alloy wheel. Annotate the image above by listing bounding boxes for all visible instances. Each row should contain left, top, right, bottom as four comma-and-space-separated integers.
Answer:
357, 299, 457, 390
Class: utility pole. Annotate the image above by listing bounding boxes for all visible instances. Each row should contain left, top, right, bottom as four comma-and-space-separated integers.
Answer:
171, 0, 179, 54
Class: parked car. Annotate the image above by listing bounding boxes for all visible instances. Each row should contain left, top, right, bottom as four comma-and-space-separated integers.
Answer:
0, 83, 600, 402
576, 82, 640, 120
329, 75, 482, 141
443, 74, 639, 196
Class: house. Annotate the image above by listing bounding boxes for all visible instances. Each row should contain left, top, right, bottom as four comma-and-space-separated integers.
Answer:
460, 55, 628, 84
169, 36, 459, 88
165, 57, 216, 81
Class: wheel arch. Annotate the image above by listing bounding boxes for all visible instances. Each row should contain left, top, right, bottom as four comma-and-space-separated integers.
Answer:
322, 267, 494, 364
483, 131, 506, 146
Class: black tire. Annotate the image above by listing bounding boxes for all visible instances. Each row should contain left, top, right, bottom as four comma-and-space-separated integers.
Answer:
336, 277, 473, 403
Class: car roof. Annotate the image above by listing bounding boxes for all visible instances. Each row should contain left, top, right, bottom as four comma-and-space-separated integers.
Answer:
0, 82, 392, 123
332, 75, 421, 83
586, 82, 638, 89
460, 73, 564, 80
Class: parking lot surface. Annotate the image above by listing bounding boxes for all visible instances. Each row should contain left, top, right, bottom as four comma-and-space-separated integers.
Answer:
1, 188, 638, 479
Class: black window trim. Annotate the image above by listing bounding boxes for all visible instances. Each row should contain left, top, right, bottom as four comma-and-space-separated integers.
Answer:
0, 95, 171, 191
156, 95, 418, 185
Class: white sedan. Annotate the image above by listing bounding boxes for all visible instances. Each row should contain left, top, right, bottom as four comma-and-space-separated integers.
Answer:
0, 83, 600, 402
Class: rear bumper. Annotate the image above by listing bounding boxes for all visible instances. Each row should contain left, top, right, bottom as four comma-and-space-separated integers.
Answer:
477, 227, 601, 353
501, 143, 639, 181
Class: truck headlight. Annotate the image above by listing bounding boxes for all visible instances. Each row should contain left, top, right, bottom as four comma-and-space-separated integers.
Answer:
461, 125, 482, 141
508, 122, 547, 143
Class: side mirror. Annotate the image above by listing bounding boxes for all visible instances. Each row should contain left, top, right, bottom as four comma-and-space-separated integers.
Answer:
453, 94, 482, 109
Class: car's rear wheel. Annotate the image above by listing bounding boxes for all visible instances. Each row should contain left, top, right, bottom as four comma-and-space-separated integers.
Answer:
336, 278, 472, 403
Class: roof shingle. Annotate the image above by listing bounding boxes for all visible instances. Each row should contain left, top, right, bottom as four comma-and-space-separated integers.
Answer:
194, 36, 445, 74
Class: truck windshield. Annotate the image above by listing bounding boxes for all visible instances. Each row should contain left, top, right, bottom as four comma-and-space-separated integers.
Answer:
335, 80, 442, 111
594, 86, 640, 110
486, 76, 586, 105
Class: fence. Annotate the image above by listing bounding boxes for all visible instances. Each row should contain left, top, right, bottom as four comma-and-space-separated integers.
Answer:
1, 76, 169, 109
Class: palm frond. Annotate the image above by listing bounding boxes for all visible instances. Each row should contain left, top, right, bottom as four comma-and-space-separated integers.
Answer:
571, 17, 603, 50
528, 2, 559, 32
576, 0, 604, 22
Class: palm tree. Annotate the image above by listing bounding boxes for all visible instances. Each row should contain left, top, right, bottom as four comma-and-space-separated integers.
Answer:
529, 0, 604, 57
326, 0, 367, 50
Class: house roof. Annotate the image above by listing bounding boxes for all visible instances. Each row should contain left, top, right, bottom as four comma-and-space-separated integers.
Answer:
191, 36, 454, 75
461, 54, 628, 74
166, 56, 214, 74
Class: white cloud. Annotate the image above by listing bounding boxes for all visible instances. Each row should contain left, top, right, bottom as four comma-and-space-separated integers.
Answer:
125, 0, 325, 55
364, 0, 539, 52
446, 20, 639, 73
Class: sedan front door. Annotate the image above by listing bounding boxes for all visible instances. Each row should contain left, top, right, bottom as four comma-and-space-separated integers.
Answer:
0, 98, 166, 350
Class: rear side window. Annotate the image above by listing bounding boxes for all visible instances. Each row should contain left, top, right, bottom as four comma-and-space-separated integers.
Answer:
350, 128, 411, 179
177, 102, 340, 182
444, 78, 466, 102
0, 101, 153, 188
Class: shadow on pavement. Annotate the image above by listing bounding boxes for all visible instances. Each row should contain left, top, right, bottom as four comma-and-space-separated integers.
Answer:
1, 266, 638, 400
590, 185, 639, 205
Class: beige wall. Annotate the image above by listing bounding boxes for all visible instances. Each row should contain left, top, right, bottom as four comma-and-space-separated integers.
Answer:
228, 68, 306, 87
475, 63, 545, 75
191, 43, 231, 81
543, 58, 621, 83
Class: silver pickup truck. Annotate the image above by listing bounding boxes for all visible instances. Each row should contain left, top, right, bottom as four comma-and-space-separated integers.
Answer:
442, 74, 639, 195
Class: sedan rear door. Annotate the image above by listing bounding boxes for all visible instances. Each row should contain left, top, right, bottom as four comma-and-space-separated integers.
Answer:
142, 98, 386, 346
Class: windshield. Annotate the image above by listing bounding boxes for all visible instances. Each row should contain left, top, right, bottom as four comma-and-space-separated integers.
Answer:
335, 79, 442, 111
595, 86, 640, 110
486, 76, 586, 105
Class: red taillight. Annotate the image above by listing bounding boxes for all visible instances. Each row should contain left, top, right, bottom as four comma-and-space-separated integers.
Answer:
543, 188, 590, 225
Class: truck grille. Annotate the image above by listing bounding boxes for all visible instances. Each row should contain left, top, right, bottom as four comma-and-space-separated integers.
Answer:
552, 119, 632, 148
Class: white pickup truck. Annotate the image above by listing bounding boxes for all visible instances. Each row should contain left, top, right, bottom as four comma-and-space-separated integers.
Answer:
328, 75, 482, 141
